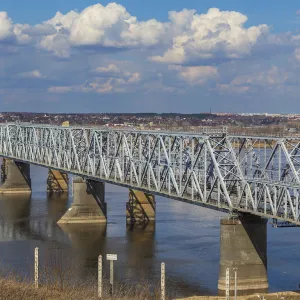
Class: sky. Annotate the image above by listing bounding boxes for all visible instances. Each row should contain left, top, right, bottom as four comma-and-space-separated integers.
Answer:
1, 0, 300, 113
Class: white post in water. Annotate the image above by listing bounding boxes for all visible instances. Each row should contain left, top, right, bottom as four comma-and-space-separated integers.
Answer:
233, 268, 238, 300
161, 262, 165, 300
106, 254, 117, 296
110, 260, 114, 295
34, 247, 39, 289
98, 255, 102, 298
225, 268, 230, 300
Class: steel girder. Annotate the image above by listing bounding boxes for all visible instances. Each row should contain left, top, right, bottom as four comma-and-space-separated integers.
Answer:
0, 123, 300, 225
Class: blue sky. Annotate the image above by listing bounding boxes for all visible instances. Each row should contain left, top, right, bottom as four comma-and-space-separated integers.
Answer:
0, 1, 300, 113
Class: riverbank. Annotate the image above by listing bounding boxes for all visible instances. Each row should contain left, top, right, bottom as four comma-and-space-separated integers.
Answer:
0, 277, 161, 299
0, 277, 299, 300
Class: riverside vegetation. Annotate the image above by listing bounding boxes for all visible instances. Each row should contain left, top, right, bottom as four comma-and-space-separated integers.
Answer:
0, 249, 299, 300
0, 248, 174, 300
0, 277, 164, 300
0, 278, 300, 300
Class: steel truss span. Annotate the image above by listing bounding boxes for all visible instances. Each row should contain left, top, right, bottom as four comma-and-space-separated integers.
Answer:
0, 123, 300, 225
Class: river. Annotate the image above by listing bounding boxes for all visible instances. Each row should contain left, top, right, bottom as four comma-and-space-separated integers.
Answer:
0, 165, 299, 298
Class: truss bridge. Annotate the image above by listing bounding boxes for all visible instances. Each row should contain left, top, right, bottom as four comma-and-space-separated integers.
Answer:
0, 122, 299, 226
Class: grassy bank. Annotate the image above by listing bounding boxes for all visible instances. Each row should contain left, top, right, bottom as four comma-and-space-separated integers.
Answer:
0, 248, 177, 299
0, 278, 299, 300
0, 277, 163, 300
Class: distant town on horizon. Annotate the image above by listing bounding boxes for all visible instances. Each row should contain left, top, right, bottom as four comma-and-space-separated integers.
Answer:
1, 111, 299, 136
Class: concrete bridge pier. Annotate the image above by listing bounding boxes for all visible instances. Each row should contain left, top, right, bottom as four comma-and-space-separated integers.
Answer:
218, 214, 268, 295
0, 159, 31, 194
58, 177, 106, 224
47, 169, 68, 194
126, 189, 155, 226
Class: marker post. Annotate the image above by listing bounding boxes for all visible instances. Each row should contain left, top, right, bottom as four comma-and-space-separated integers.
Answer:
161, 262, 165, 300
34, 247, 39, 289
106, 254, 117, 296
98, 255, 102, 298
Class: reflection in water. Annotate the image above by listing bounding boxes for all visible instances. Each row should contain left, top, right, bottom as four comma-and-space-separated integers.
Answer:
0, 194, 31, 221
58, 223, 107, 279
0, 194, 31, 241
125, 222, 156, 280
47, 193, 69, 223
0, 193, 69, 244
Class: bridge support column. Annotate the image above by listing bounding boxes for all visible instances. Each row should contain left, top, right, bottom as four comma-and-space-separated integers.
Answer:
126, 189, 155, 226
58, 177, 106, 224
218, 214, 268, 295
0, 159, 31, 194
47, 169, 68, 194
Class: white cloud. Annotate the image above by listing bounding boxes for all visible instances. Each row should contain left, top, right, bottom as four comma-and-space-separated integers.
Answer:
31, 2, 165, 57
218, 66, 291, 94
1, 2, 299, 68
14, 3, 166, 57
69, 3, 165, 48
151, 8, 268, 64
0, 4, 281, 64
127, 72, 140, 83
94, 63, 121, 74
0, 13, 32, 45
94, 63, 140, 83
0, 12, 13, 41
217, 83, 249, 94
49, 63, 140, 94
37, 11, 79, 57
170, 65, 218, 85
295, 48, 300, 61
13, 24, 31, 44
39, 34, 71, 58
296, 10, 300, 16
49, 80, 115, 94
5, 4, 269, 63
48, 86, 72, 93
45, 11, 79, 30
17, 70, 44, 79
232, 66, 289, 86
